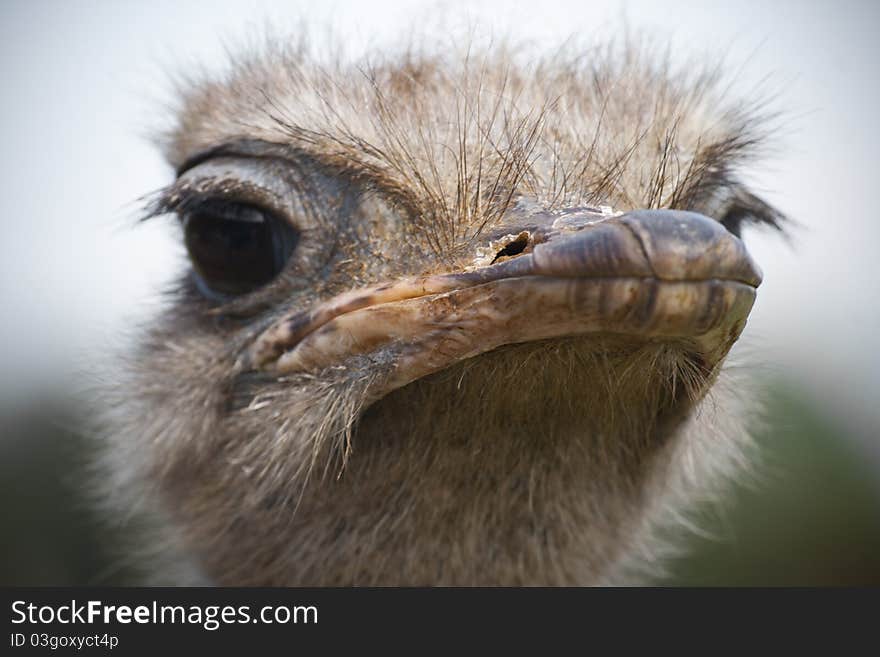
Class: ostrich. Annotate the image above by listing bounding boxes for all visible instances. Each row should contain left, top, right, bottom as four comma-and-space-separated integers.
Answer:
98, 35, 785, 585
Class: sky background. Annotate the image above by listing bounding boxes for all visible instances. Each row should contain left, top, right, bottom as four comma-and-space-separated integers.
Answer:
1, 0, 878, 468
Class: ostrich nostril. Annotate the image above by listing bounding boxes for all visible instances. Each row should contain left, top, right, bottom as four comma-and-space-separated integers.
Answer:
491, 232, 531, 263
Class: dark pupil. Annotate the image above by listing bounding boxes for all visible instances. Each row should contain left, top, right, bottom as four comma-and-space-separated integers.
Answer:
719, 208, 744, 239
184, 203, 298, 297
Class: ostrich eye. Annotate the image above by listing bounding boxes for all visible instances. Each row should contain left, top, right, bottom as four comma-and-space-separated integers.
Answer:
718, 207, 745, 238
183, 200, 300, 298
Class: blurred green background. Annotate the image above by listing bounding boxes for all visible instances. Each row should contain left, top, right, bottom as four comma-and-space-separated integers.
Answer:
2, 376, 878, 586
665, 380, 880, 585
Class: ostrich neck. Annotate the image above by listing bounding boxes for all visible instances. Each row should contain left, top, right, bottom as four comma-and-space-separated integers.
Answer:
170, 338, 710, 585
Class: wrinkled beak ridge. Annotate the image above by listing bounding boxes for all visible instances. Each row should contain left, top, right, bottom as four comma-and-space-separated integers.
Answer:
526, 208, 761, 285
245, 209, 761, 390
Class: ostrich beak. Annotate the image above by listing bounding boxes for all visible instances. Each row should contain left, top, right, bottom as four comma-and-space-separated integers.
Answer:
246, 209, 762, 394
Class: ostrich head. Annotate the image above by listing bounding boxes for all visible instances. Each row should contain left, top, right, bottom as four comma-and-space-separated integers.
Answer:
101, 36, 784, 585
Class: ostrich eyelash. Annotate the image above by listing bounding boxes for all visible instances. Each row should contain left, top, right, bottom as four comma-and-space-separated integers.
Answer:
137, 177, 284, 225
137, 181, 220, 224
700, 182, 788, 237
